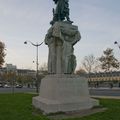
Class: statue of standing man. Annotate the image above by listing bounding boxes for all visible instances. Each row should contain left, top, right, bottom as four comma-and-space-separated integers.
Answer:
50, 0, 73, 25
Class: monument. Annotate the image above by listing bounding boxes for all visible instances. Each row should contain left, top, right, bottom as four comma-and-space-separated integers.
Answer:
33, 0, 99, 114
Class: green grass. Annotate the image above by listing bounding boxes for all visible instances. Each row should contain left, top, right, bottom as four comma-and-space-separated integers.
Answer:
0, 93, 49, 120
0, 93, 120, 120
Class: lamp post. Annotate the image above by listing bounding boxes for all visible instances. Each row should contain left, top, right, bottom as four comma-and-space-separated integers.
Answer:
114, 41, 120, 50
24, 40, 43, 93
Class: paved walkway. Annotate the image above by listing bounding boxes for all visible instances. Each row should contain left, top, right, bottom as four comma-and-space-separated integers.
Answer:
91, 95, 120, 99
47, 108, 106, 120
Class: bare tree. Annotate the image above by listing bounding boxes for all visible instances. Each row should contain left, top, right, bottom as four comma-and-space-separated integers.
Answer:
39, 62, 48, 78
0, 41, 6, 67
81, 54, 99, 73
39, 63, 48, 72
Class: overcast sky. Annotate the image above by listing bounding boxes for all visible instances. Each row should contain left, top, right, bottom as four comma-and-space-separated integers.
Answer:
0, 0, 120, 70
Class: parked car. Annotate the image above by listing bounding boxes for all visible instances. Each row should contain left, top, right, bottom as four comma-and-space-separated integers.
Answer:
0, 84, 4, 88
4, 84, 11, 88
16, 84, 23, 88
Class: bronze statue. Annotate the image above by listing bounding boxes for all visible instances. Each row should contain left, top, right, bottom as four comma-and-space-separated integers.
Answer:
50, 0, 73, 25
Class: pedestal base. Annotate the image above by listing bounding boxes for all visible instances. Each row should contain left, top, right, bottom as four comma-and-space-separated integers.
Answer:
33, 75, 99, 114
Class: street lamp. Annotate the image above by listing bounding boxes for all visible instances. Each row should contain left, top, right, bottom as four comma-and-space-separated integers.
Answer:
114, 41, 120, 49
24, 40, 43, 93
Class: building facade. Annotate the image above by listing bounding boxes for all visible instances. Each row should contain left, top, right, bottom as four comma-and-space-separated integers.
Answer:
87, 71, 120, 87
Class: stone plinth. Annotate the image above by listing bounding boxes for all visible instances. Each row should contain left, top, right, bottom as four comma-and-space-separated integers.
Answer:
33, 75, 99, 114
32, 21, 99, 114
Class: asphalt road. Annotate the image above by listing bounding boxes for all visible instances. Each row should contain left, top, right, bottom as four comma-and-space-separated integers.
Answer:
0, 87, 120, 97
0, 87, 36, 93
89, 88, 120, 96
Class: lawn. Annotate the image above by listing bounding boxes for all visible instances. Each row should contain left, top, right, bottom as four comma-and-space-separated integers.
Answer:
0, 93, 48, 120
0, 93, 120, 120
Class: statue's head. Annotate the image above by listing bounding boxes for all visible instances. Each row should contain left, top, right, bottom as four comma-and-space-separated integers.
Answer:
53, 0, 58, 4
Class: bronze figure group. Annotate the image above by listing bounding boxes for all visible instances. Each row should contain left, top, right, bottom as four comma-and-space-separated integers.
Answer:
50, 0, 73, 25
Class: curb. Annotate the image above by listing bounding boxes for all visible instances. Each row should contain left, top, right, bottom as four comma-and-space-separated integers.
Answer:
91, 95, 120, 99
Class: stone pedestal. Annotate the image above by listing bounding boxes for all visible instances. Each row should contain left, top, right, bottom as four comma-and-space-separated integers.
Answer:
33, 21, 99, 114
33, 75, 99, 114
